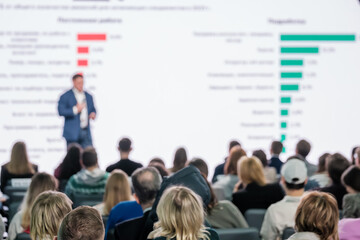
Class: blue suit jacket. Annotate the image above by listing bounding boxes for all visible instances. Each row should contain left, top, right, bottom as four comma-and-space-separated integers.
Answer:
58, 89, 96, 142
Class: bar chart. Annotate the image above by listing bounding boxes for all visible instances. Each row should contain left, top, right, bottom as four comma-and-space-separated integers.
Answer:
279, 34, 356, 153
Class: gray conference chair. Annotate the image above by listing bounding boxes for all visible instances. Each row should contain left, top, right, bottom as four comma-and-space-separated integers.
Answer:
215, 228, 260, 240
244, 209, 267, 232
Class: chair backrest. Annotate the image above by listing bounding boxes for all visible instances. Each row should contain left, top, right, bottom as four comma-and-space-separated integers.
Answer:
339, 209, 344, 219
245, 209, 267, 232
215, 228, 260, 240
72, 193, 103, 208
4, 186, 28, 201
282, 227, 295, 240
9, 201, 22, 222
212, 186, 226, 201
15, 233, 31, 240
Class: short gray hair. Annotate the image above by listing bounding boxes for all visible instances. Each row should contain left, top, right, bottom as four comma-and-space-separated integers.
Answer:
131, 167, 162, 205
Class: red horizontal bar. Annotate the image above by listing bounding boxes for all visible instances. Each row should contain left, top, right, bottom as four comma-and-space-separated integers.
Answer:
77, 59, 88, 66
77, 34, 106, 41
77, 47, 89, 54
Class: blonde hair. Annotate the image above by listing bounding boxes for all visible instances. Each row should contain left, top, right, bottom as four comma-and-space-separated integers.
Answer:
295, 192, 339, 240
30, 191, 72, 240
154, 186, 209, 240
103, 170, 132, 215
21, 173, 57, 229
6, 141, 35, 175
224, 146, 247, 175
238, 156, 266, 186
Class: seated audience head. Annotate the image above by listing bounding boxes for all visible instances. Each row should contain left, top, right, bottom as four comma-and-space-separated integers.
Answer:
270, 141, 283, 155
316, 153, 330, 173
171, 147, 188, 172
252, 149, 268, 167
131, 167, 162, 209
154, 186, 209, 240
103, 169, 132, 215
351, 146, 359, 165
327, 153, 350, 184
224, 146, 247, 175
294, 192, 339, 240
295, 139, 311, 159
59, 143, 82, 179
30, 191, 72, 240
187, 158, 209, 178
118, 137, 132, 154
149, 157, 166, 167
228, 140, 241, 153
81, 147, 98, 169
56, 206, 104, 240
7, 141, 34, 174
21, 172, 57, 229
355, 147, 360, 166
342, 165, 360, 194
281, 159, 307, 193
238, 156, 266, 186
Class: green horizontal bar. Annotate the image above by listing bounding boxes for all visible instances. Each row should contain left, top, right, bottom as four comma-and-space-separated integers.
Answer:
281, 122, 287, 129
281, 47, 319, 53
281, 97, 291, 104
281, 60, 303, 66
281, 84, 299, 91
281, 134, 286, 142
281, 72, 302, 78
281, 109, 289, 116
281, 34, 355, 41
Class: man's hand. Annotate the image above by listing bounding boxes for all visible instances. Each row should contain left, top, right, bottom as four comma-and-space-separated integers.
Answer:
89, 112, 96, 120
76, 103, 86, 112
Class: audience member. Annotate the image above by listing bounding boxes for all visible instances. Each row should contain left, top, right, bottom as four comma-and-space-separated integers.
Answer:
338, 218, 360, 240
212, 140, 241, 183
148, 159, 169, 179
232, 156, 284, 214
30, 191, 72, 240
1, 141, 38, 192
319, 153, 350, 209
213, 146, 246, 200
351, 146, 359, 165
253, 149, 277, 183
261, 159, 307, 240
188, 158, 248, 229
295, 139, 317, 176
54, 143, 82, 192
56, 206, 104, 240
115, 167, 162, 240
287, 155, 320, 191
354, 147, 360, 167
149, 186, 219, 240
149, 158, 166, 167
288, 192, 339, 240
341, 165, 360, 218
105, 168, 161, 239
187, 158, 209, 178
309, 153, 331, 188
143, 165, 211, 240
94, 169, 132, 216
269, 141, 283, 174
169, 147, 188, 173
106, 138, 143, 176
65, 147, 109, 201
8, 173, 57, 240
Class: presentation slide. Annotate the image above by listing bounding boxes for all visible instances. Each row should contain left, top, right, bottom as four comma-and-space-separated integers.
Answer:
0, 0, 360, 175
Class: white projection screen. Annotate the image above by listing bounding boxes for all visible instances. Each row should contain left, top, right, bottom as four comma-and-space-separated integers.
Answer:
1, 0, 360, 176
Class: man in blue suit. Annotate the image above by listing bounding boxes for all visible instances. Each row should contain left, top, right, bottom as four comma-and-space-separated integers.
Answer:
58, 74, 96, 148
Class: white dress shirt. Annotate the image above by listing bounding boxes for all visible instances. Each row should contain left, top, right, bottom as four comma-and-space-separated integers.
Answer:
72, 88, 88, 128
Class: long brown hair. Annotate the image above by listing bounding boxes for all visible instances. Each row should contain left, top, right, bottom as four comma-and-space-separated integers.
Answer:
295, 192, 339, 240
6, 141, 35, 175
21, 173, 57, 229
224, 146, 247, 175
103, 170, 132, 215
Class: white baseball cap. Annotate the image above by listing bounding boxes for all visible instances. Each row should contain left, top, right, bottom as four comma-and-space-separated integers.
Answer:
281, 159, 307, 184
